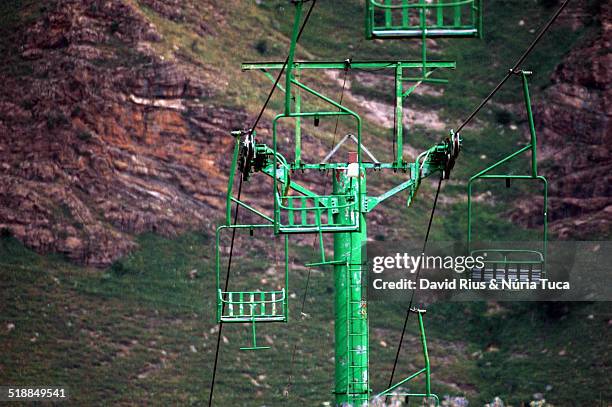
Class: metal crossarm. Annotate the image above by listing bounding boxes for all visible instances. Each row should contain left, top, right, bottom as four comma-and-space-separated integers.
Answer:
241, 60, 456, 70
242, 60, 456, 169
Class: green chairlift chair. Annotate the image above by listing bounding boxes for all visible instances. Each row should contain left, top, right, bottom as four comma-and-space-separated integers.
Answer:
467, 71, 548, 283
215, 225, 289, 350
366, 0, 483, 39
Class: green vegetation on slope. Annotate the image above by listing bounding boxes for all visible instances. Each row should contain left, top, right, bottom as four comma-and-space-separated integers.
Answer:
1, 235, 610, 405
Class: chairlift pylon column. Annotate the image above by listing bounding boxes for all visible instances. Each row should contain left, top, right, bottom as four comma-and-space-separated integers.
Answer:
333, 160, 369, 406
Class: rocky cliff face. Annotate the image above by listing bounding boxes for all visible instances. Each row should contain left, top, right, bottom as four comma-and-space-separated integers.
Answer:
0, 0, 609, 266
0, 0, 246, 265
513, 1, 611, 238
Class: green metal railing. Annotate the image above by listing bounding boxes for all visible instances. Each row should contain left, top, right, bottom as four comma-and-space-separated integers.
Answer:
470, 249, 545, 281
366, 0, 483, 39
276, 194, 359, 233
217, 290, 286, 322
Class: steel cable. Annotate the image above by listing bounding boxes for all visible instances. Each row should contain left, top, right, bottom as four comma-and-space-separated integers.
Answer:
456, 0, 571, 133
386, 0, 571, 400
250, 0, 319, 134
207, 2, 319, 405
385, 175, 442, 403
208, 177, 242, 407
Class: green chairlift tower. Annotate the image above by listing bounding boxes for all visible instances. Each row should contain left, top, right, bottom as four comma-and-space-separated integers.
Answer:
214, 1, 488, 405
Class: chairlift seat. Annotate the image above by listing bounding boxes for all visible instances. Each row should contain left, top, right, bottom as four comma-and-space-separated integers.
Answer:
470, 263, 544, 283
469, 249, 545, 283
366, 0, 483, 40
217, 290, 287, 323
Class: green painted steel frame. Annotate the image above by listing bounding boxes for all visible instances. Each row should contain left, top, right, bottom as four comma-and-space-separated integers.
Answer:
215, 224, 290, 350
271, 107, 363, 233
224, 127, 452, 236
216, 0, 473, 403
365, 0, 483, 39
224, 130, 363, 234
364, 0, 480, 88
467, 72, 548, 271
243, 60, 456, 170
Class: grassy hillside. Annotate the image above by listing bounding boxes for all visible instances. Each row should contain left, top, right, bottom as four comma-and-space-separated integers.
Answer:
1, 234, 610, 405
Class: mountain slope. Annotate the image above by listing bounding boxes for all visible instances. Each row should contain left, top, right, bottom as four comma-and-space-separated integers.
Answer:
0, 1, 610, 406
0, 0, 609, 266
532, 2, 611, 238
0, 0, 248, 265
